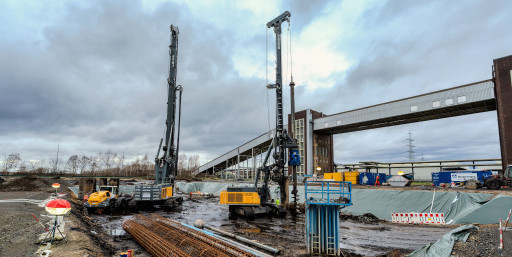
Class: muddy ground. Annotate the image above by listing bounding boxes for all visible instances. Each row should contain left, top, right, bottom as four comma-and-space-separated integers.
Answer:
1, 176, 510, 257
95, 194, 452, 257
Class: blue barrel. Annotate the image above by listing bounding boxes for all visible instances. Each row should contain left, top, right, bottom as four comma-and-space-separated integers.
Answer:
359, 173, 387, 185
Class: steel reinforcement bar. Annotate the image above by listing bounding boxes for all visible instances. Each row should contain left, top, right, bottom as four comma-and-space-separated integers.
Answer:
122, 220, 189, 257
133, 214, 231, 257
123, 214, 256, 257
149, 214, 255, 257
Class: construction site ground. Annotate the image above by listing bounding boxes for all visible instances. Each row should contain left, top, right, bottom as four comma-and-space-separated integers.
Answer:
0, 176, 511, 257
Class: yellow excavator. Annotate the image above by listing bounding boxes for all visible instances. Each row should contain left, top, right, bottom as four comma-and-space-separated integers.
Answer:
85, 185, 119, 214
84, 180, 131, 214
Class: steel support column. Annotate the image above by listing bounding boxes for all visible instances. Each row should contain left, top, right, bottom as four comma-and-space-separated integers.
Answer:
237, 148, 240, 180
493, 55, 512, 172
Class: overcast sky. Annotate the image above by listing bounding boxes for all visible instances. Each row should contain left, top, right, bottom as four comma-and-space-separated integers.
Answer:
1, 0, 511, 166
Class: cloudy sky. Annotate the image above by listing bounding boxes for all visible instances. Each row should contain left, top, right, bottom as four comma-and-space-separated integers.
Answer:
1, 0, 511, 166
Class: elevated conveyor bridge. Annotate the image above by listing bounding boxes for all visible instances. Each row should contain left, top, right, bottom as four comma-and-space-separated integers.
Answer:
196, 79, 496, 176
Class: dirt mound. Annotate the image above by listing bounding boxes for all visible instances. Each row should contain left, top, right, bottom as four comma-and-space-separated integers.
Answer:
0, 176, 52, 191
0, 176, 73, 192
340, 212, 383, 224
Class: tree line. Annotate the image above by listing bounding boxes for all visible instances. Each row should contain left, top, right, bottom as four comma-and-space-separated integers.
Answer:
1, 151, 200, 178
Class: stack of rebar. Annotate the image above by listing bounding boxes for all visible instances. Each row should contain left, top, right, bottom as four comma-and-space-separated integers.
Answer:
122, 214, 256, 257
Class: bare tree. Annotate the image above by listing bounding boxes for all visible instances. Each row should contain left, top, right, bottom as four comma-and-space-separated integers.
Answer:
90, 160, 98, 175
78, 155, 92, 174
103, 150, 116, 173
178, 154, 187, 175
48, 157, 57, 174
18, 161, 27, 173
141, 154, 150, 174
66, 155, 79, 174
187, 154, 200, 173
117, 153, 125, 175
6, 153, 21, 172
96, 152, 103, 171
28, 160, 38, 171
37, 160, 48, 174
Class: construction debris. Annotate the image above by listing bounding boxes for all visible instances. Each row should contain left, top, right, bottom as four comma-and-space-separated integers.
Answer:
189, 191, 214, 199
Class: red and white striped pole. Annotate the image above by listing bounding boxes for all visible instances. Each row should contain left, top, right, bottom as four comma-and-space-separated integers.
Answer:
505, 209, 511, 228
499, 218, 503, 251
31, 214, 49, 232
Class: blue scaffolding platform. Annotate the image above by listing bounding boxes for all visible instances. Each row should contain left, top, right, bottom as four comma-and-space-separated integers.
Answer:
305, 180, 352, 256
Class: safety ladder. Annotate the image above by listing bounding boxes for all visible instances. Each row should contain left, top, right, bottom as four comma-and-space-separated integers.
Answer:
311, 235, 320, 254
326, 236, 336, 256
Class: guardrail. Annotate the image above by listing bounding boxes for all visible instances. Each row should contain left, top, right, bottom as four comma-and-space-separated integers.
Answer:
305, 180, 352, 206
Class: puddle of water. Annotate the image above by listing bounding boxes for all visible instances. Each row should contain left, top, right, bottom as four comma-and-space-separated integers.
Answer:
108, 228, 125, 236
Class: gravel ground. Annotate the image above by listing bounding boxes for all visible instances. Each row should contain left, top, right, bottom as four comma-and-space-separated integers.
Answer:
0, 191, 50, 256
0, 177, 107, 257
452, 224, 512, 257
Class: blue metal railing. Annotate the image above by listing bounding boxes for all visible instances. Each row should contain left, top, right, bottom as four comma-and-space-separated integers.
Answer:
305, 180, 352, 206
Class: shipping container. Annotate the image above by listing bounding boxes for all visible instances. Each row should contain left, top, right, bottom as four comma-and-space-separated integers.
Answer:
431, 170, 498, 186
332, 172, 343, 181
359, 172, 387, 185
344, 171, 359, 184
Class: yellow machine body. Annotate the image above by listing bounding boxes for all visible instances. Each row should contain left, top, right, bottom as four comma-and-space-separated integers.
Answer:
219, 191, 260, 205
87, 191, 115, 206
161, 186, 173, 199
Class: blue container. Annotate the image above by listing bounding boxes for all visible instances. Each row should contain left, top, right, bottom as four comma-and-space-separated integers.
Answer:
431, 170, 498, 186
359, 172, 387, 185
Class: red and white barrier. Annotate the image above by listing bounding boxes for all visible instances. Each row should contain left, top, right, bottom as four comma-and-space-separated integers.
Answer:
498, 209, 511, 251
391, 212, 446, 224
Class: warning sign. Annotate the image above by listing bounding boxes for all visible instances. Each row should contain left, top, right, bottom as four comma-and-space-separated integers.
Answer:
451, 173, 478, 182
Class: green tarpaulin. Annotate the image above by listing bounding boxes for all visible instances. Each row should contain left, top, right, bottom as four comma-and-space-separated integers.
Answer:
407, 225, 478, 257
175, 181, 512, 224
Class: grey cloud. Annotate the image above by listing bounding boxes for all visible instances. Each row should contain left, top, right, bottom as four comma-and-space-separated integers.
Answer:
281, 0, 333, 31
0, 0, 270, 161
1, 0, 510, 167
